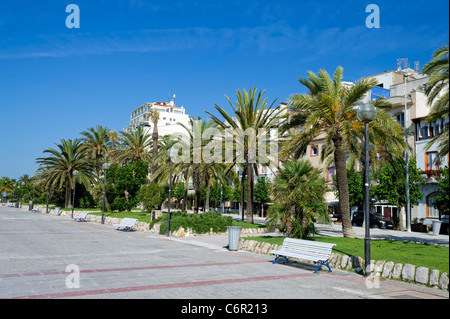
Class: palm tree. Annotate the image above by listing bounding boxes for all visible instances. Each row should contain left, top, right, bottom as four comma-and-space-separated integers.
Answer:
150, 109, 160, 175
36, 139, 96, 208
108, 130, 119, 164
115, 126, 152, 164
282, 67, 406, 238
207, 88, 285, 223
267, 159, 329, 238
81, 125, 111, 177
422, 44, 449, 157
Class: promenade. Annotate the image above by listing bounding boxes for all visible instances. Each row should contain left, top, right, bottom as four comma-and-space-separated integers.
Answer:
0, 205, 448, 302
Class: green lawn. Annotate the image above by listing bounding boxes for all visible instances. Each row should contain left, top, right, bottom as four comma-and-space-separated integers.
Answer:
247, 236, 449, 274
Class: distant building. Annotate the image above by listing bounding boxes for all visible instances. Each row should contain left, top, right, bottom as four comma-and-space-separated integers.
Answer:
124, 95, 191, 137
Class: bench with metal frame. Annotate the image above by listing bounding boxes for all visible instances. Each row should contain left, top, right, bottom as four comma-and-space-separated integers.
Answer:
113, 218, 138, 232
74, 212, 88, 222
270, 238, 336, 273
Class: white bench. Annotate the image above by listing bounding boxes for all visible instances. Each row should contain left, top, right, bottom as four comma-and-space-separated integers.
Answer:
270, 238, 336, 273
74, 212, 88, 222
113, 218, 138, 232
31, 206, 41, 213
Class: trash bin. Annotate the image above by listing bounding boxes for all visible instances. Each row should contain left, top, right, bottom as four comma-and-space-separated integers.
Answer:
28, 201, 33, 211
14, 202, 19, 208
55, 207, 61, 216
432, 220, 442, 235
227, 226, 242, 251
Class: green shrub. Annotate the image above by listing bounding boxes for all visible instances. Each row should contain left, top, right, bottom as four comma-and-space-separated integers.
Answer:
158, 211, 233, 235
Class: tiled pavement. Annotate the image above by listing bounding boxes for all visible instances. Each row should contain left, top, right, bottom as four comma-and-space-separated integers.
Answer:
0, 206, 448, 302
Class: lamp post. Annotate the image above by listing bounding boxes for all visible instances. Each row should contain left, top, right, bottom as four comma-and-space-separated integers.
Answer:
46, 187, 50, 214
166, 148, 175, 237
12, 183, 16, 206
220, 183, 223, 214
72, 170, 79, 219
102, 163, 110, 224
401, 70, 411, 232
357, 103, 377, 277
20, 182, 25, 208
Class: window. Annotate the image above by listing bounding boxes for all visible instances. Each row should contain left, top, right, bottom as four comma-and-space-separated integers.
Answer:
425, 152, 439, 171
327, 167, 335, 183
420, 126, 429, 139
311, 145, 319, 156
427, 193, 440, 218
396, 112, 405, 127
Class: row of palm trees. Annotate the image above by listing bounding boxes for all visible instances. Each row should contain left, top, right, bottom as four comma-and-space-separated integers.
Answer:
32, 44, 448, 238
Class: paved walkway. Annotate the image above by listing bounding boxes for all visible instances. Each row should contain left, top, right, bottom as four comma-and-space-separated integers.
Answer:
0, 206, 448, 303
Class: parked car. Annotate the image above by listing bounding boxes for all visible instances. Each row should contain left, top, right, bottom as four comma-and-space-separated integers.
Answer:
351, 212, 394, 229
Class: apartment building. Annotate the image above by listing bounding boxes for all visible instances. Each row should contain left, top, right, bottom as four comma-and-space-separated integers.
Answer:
124, 95, 191, 137
364, 68, 448, 228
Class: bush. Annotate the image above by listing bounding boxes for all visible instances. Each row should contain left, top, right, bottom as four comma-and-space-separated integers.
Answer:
158, 211, 233, 235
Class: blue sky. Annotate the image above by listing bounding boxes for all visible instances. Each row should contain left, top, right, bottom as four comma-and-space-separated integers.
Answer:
0, 0, 448, 179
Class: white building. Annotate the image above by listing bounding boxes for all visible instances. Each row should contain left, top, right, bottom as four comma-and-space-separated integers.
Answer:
124, 95, 191, 137
362, 67, 448, 229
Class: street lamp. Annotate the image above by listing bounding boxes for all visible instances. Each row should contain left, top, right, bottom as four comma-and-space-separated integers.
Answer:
102, 163, 110, 224
20, 182, 25, 208
357, 103, 377, 277
12, 183, 16, 207
401, 69, 411, 233
72, 170, 79, 219
166, 148, 176, 237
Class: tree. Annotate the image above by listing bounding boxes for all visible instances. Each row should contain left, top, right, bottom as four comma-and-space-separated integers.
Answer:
254, 177, 271, 216
36, 139, 96, 208
281, 66, 406, 238
108, 160, 149, 211
80, 125, 111, 177
373, 157, 426, 213
138, 182, 164, 213
433, 166, 449, 216
150, 109, 160, 175
267, 159, 329, 238
422, 44, 449, 157
115, 127, 152, 164
333, 168, 364, 210
207, 88, 285, 223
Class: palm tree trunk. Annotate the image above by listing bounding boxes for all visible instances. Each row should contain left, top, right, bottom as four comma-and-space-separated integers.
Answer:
65, 179, 72, 209
333, 136, 355, 238
205, 185, 210, 212
193, 167, 200, 214
246, 162, 254, 224
152, 124, 158, 174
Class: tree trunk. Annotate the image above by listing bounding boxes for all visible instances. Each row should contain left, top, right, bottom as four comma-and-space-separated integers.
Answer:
333, 135, 355, 238
205, 185, 210, 212
246, 162, 254, 224
65, 179, 72, 209
193, 167, 201, 214
152, 124, 158, 175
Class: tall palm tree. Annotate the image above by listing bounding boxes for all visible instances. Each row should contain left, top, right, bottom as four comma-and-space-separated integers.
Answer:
115, 126, 152, 164
108, 130, 118, 164
80, 125, 111, 177
267, 159, 329, 238
422, 44, 449, 157
207, 88, 285, 223
150, 109, 160, 175
36, 139, 96, 208
282, 67, 406, 238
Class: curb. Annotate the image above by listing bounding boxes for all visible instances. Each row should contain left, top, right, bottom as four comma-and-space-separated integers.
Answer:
238, 238, 449, 292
